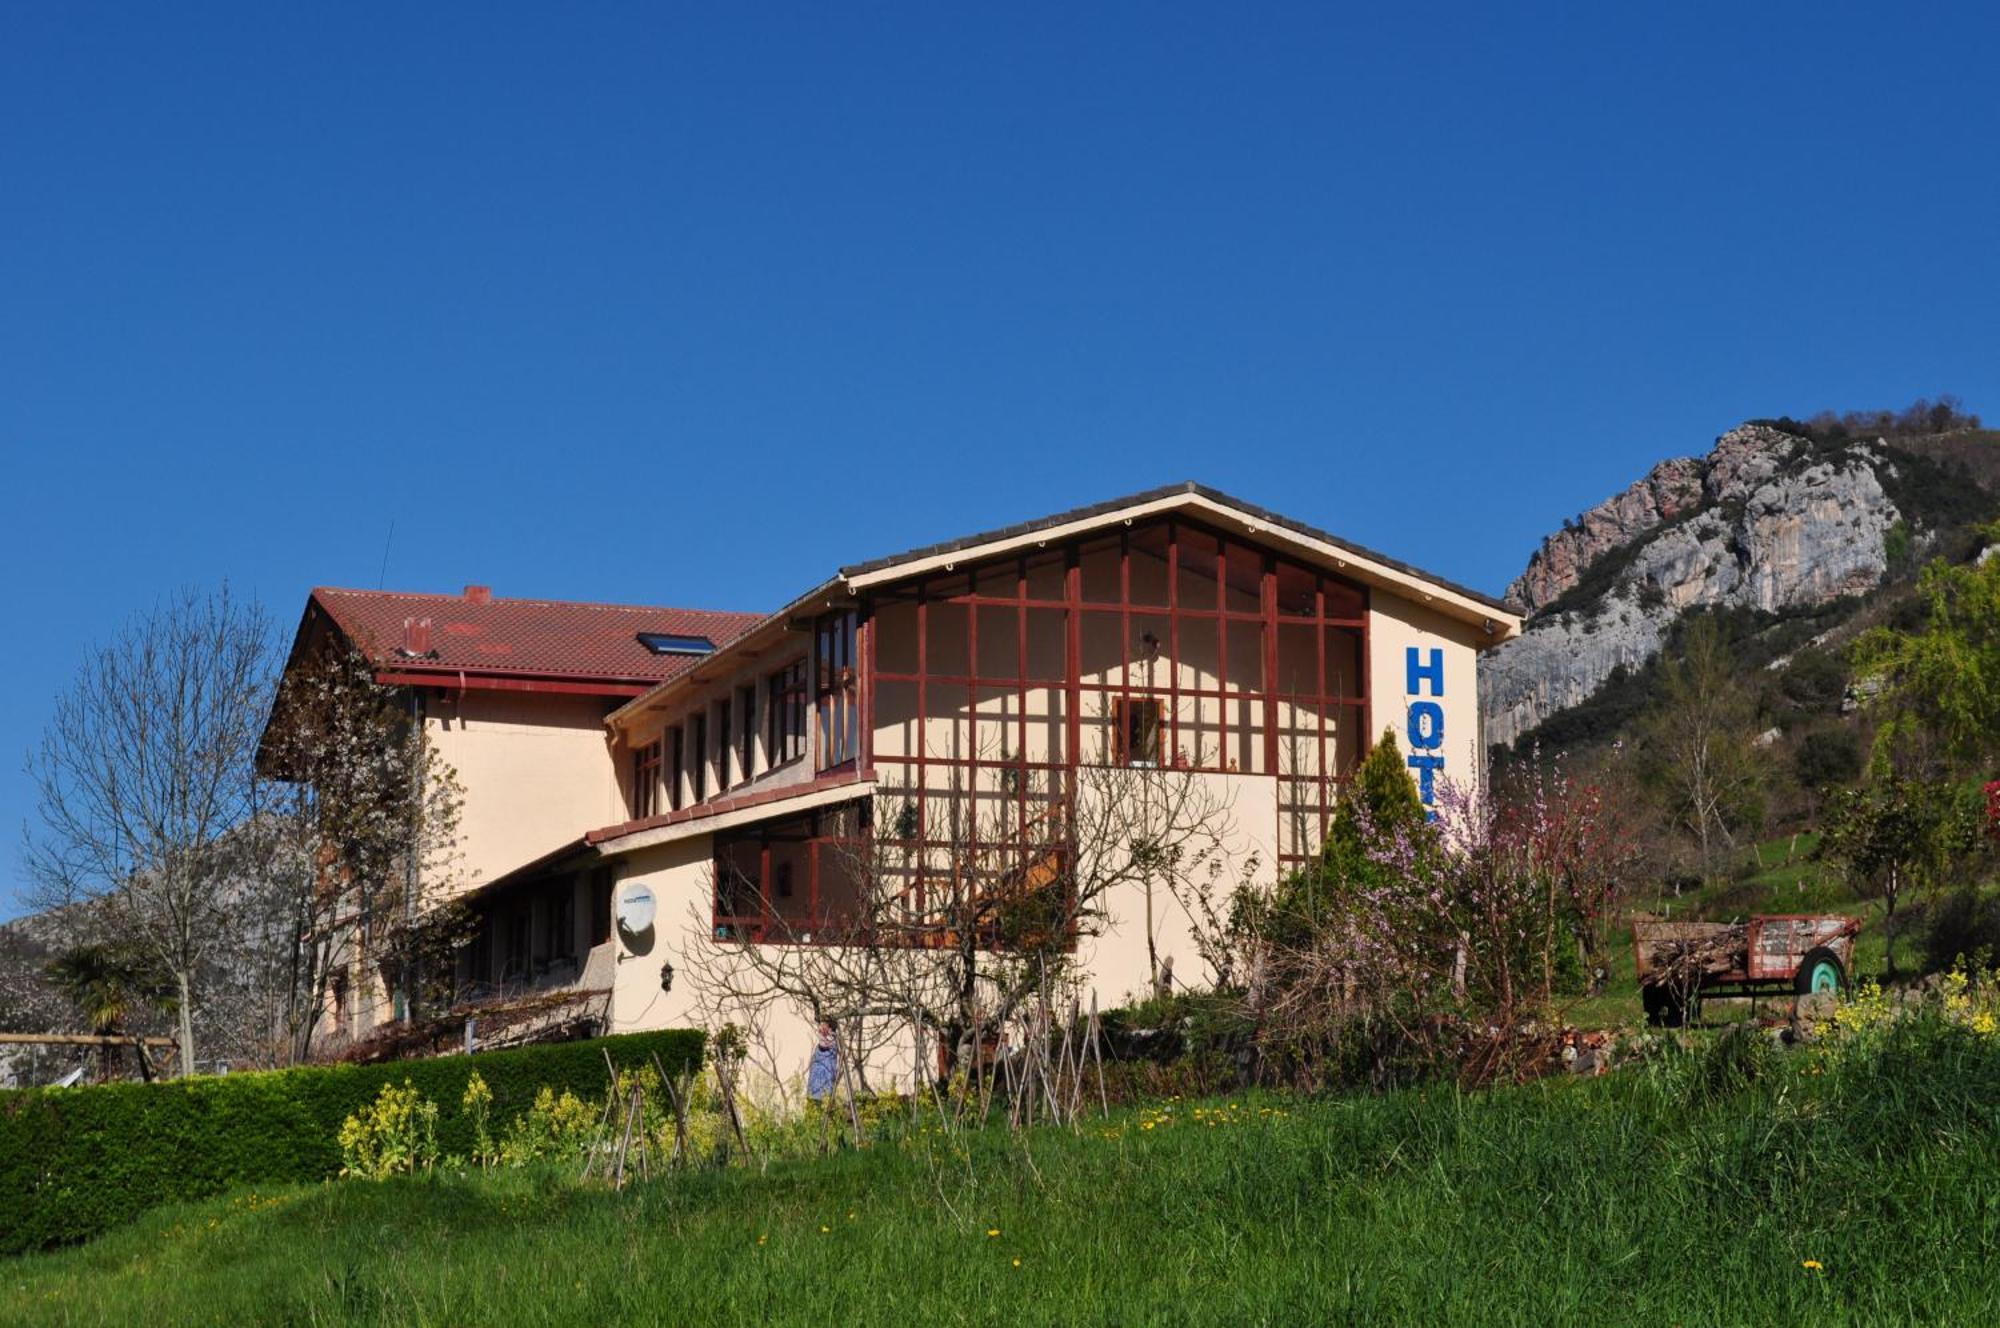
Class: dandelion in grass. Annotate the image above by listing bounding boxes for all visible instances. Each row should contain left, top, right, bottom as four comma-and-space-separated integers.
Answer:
1803, 1260, 1824, 1272
987, 1228, 1001, 1238
1012, 1258, 1022, 1268
820, 1226, 831, 1234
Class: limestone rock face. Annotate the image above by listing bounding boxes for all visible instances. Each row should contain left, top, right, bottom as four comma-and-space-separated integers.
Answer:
1704, 423, 1802, 504
1506, 457, 1704, 613
1481, 423, 1901, 750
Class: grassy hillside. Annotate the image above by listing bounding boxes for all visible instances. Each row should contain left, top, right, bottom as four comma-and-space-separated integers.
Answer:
1568, 832, 1893, 1028
10, 1020, 2000, 1326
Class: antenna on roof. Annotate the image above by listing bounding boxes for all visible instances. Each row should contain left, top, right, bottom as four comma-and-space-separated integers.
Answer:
377, 517, 396, 589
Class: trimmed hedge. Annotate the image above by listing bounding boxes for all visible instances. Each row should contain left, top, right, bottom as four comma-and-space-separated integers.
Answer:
0, 1027, 703, 1254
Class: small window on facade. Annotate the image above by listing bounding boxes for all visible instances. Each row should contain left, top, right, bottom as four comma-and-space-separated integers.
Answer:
691, 713, 708, 802
632, 737, 663, 819
767, 659, 807, 766
590, 868, 612, 946
636, 632, 716, 656
548, 886, 575, 963
1114, 697, 1163, 767
668, 727, 685, 812
815, 610, 860, 771
505, 912, 530, 980
716, 700, 732, 790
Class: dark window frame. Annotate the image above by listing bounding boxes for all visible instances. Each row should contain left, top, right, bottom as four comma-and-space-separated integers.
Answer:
691, 713, 708, 802
716, 699, 733, 791
767, 657, 808, 767
738, 683, 759, 781
1113, 696, 1164, 767
815, 610, 860, 772
632, 737, 663, 819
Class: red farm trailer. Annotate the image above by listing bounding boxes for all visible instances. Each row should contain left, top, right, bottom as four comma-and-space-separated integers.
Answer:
1633, 913, 1861, 1027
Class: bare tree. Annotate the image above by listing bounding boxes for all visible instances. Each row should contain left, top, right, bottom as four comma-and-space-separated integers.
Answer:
681, 759, 1237, 1097
24, 587, 273, 1076
257, 639, 471, 1059
1637, 617, 1764, 882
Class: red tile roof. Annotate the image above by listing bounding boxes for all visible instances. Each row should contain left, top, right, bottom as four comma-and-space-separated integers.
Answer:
310, 586, 762, 689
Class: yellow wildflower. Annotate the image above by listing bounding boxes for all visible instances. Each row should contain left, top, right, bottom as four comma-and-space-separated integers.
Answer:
987, 1228, 1001, 1238
1802, 1260, 1823, 1272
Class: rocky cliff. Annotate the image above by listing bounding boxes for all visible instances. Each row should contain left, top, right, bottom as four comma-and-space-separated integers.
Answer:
1482, 423, 1904, 750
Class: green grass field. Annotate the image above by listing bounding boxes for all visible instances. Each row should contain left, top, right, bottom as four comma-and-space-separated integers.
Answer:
11, 1019, 2000, 1327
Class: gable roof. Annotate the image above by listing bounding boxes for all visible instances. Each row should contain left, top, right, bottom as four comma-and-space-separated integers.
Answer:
609, 481, 1518, 731
842, 481, 1514, 616
306, 587, 763, 695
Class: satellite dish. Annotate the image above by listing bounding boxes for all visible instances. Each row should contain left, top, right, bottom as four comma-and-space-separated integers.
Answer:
616, 883, 656, 936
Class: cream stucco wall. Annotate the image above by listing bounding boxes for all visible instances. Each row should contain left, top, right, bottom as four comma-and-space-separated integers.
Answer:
594, 767, 1277, 1098
1366, 594, 1490, 810
425, 689, 624, 894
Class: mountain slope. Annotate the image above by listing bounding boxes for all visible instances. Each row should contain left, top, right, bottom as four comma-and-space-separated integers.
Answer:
1482, 418, 1997, 754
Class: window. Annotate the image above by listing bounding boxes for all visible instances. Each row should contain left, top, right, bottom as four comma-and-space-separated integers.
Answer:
547, 885, 575, 964
504, 912, 530, 981
589, 868, 612, 946
632, 737, 663, 819
1114, 697, 1163, 767
816, 610, 859, 770
691, 713, 708, 802
738, 683, 758, 780
668, 727, 685, 811
716, 700, 733, 790
767, 659, 807, 766
636, 632, 715, 656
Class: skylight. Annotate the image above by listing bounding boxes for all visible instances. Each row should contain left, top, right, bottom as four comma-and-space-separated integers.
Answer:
636, 632, 716, 656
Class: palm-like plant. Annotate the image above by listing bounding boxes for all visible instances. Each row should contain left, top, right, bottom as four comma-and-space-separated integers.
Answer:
45, 944, 177, 1079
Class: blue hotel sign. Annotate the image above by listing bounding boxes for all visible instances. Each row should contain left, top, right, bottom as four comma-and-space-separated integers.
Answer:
1405, 646, 1445, 810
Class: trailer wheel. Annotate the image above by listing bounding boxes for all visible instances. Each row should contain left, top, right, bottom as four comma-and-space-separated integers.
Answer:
1642, 984, 1692, 1027
1795, 947, 1845, 997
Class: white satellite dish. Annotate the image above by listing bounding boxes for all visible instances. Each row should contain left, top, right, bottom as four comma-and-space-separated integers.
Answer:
616, 883, 656, 936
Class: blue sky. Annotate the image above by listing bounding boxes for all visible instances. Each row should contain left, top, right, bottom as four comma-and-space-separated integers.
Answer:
4, 4, 1996, 915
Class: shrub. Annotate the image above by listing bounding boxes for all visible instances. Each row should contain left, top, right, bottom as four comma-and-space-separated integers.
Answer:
1924, 887, 2000, 975
462, 1072, 497, 1169
1792, 727, 1863, 790
338, 1080, 441, 1179
497, 1085, 599, 1167
1778, 649, 1847, 714
0, 1027, 702, 1253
